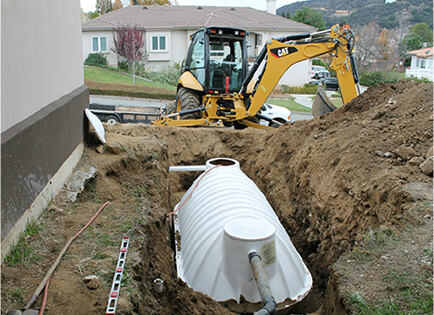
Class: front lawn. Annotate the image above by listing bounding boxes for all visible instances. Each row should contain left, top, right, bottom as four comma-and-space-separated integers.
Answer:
84, 66, 176, 99
266, 98, 312, 113
84, 66, 176, 90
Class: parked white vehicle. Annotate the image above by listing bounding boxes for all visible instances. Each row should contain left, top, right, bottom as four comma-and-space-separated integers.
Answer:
311, 65, 330, 79
259, 103, 291, 127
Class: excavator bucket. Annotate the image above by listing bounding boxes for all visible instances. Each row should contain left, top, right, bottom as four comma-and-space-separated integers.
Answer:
312, 86, 337, 118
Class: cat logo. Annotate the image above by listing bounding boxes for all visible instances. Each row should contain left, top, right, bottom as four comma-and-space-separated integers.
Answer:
270, 46, 298, 58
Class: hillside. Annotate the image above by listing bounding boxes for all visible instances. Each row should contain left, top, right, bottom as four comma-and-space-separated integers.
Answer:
277, 0, 433, 31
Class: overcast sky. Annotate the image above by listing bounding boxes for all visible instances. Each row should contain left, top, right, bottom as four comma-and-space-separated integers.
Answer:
80, 0, 299, 13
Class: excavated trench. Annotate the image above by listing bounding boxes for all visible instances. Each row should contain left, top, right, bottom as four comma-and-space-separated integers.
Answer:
1, 81, 432, 315
130, 149, 329, 314
109, 81, 433, 314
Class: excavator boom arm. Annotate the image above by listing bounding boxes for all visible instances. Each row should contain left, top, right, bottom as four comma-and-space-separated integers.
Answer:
245, 25, 360, 117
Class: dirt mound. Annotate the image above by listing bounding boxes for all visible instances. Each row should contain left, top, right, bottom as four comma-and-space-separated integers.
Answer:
2, 81, 432, 314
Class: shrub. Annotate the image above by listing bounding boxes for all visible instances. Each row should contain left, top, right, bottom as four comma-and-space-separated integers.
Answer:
281, 83, 318, 94
138, 63, 181, 86
118, 61, 129, 72
359, 71, 384, 86
359, 71, 401, 87
84, 53, 108, 66
405, 76, 432, 83
312, 59, 328, 68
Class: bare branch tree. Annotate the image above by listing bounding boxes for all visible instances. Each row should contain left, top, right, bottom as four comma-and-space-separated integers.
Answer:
96, 0, 113, 15
112, 25, 145, 85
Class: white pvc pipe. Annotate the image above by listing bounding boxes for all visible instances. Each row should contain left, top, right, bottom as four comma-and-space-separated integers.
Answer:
169, 158, 240, 172
169, 165, 207, 172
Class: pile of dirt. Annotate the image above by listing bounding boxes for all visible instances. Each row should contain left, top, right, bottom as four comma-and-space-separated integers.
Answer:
1, 80, 432, 314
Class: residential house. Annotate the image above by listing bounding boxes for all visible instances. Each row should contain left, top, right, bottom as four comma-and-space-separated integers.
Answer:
82, 5, 317, 86
405, 47, 433, 81
1, 1, 89, 260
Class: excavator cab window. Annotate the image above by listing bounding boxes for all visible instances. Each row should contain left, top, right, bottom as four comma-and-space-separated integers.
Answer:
185, 27, 247, 94
208, 37, 244, 92
186, 30, 206, 87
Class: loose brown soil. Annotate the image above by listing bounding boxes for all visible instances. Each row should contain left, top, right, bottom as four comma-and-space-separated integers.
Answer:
2, 80, 433, 314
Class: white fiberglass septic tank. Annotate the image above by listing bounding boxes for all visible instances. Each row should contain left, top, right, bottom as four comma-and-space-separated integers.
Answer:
171, 158, 312, 313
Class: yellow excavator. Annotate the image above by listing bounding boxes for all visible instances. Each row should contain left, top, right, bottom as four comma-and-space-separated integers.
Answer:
152, 24, 361, 129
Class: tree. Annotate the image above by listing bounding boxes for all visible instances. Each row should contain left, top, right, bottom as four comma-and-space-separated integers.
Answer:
376, 28, 398, 71
409, 23, 433, 44
400, 33, 424, 52
112, 25, 145, 85
113, 0, 123, 10
290, 6, 326, 30
130, 0, 171, 5
353, 22, 383, 72
97, 0, 113, 15
88, 10, 100, 20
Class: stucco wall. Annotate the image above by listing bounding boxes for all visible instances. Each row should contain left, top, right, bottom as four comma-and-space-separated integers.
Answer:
1, 0, 88, 255
1, 1, 84, 132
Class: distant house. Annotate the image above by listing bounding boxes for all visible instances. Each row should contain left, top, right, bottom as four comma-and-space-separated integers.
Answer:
405, 47, 433, 81
334, 10, 349, 16
82, 5, 317, 86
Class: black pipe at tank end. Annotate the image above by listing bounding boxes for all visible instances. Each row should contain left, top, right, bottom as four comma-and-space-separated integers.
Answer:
248, 251, 278, 315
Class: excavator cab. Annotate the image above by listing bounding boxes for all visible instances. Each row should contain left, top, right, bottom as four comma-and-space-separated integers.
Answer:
184, 27, 248, 94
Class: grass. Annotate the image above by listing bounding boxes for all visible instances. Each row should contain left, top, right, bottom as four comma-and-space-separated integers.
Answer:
3, 287, 26, 306
338, 225, 433, 315
330, 97, 344, 108
4, 221, 43, 267
84, 66, 176, 90
350, 289, 433, 315
266, 98, 312, 112
267, 91, 344, 113
84, 66, 177, 100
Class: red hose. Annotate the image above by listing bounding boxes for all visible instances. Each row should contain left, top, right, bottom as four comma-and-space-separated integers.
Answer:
38, 276, 50, 315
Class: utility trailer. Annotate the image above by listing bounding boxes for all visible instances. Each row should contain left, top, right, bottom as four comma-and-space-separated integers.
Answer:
89, 103, 163, 125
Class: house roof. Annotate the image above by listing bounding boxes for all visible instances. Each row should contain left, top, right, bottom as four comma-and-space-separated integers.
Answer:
82, 5, 316, 33
407, 47, 433, 58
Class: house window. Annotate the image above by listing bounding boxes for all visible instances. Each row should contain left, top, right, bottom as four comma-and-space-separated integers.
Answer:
92, 37, 108, 52
152, 36, 166, 51
420, 58, 426, 69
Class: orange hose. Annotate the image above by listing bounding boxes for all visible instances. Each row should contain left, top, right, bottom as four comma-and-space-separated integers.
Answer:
36, 201, 110, 314
38, 276, 50, 315
73, 201, 110, 240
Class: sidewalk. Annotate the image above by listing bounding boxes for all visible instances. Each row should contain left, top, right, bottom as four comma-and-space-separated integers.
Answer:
290, 86, 368, 108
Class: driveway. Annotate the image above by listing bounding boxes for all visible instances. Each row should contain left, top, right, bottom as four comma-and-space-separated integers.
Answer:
90, 95, 171, 109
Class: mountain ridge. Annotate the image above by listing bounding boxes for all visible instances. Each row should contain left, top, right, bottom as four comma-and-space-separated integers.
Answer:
277, 0, 433, 31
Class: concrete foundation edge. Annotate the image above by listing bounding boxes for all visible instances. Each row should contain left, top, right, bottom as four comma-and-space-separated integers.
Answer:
1, 142, 85, 263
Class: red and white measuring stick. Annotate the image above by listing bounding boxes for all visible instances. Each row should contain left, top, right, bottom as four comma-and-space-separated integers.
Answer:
106, 236, 130, 315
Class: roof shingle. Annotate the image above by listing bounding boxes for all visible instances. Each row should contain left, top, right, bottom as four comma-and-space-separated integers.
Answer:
82, 5, 316, 32
407, 47, 433, 58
